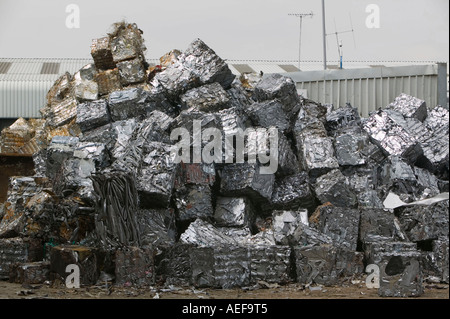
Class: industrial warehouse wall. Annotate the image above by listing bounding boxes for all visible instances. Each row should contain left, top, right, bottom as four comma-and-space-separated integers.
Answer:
290, 63, 448, 117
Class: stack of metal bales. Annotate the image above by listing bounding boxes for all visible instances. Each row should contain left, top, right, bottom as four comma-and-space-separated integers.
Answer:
0, 22, 448, 297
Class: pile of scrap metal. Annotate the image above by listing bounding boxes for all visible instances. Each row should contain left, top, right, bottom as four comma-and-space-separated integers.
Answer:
0, 22, 448, 298
0, 118, 46, 154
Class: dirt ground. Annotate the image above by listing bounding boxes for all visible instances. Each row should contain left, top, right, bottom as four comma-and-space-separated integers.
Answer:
0, 280, 448, 299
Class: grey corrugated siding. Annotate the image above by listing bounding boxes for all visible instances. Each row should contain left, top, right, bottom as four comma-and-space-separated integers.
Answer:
288, 64, 447, 117
0, 58, 92, 118
1, 57, 446, 119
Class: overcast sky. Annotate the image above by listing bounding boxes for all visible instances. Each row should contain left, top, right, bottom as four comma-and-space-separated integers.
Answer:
0, 0, 448, 65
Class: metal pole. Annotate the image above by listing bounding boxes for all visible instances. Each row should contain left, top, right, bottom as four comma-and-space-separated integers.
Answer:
289, 13, 313, 71
321, 0, 327, 70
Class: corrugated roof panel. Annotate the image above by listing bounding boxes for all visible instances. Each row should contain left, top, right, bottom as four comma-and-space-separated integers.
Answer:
40, 62, 60, 74
232, 64, 255, 74
0, 62, 12, 74
278, 64, 300, 72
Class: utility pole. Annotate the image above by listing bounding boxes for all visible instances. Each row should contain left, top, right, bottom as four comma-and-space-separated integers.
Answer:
321, 0, 327, 70
288, 12, 314, 70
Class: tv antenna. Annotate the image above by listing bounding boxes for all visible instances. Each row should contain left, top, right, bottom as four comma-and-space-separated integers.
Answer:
288, 12, 314, 70
326, 14, 356, 69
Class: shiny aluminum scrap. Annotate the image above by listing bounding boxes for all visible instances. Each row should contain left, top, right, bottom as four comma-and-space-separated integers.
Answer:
388, 93, 427, 122
180, 82, 231, 112
213, 197, 255, 229
314, 169, 358, 208
362, 109, 423, 164
309, 205, 360, 251
152, 38, 235, 101
378, 251, 424, 297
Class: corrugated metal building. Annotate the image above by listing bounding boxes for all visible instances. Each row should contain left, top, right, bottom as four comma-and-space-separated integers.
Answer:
1, 57, 447, 129
0, 57, 303, 128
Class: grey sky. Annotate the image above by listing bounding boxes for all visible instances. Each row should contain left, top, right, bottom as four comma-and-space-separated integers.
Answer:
0, 0, 448, 65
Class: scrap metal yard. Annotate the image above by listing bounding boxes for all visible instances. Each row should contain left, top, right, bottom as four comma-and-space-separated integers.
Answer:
0, 19, 448, 303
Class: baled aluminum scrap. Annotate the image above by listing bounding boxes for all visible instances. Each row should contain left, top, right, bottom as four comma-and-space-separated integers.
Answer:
213, 197, 255, 229
253, 73, 300, 116
325, 104, 361, 135
137, 141, 179, 208
294, 244, 339, 286
432, 237, 449, 283
314, 169, 358, 208
4, 18, 450, 291
44, 72, 72, 110
114, 246, 155, 287
0, 177, 42, 238
174, 184, 213, 222
226, 80, 253, 110
249, 245, 292, 284
111, 117, 162, 174
32, 149, 48, 177
49, 245, 100, 285
0, 238, 31, 279
153, 38, 235, 101
359, 208, 399, 244
292, 222, 334, 246
94, 68, 122, 96
297, 134, 339, 178
174, 162, 216, 188
179, 218, 238, 247
310, 205, 360, 251
117, 57, 147, 85
362, 109, 423, 164
363, 240, 418, 267
293, 100, 328, 135
191, 245, 251, 288
334, 127, 371, 166
137, 110, 175, 144
45, 136, 79, 180
73, 65, 99, 102
146, 85, 180, 118
9, 261, 50, 285
397, 200, 449, 242
419, 126, 449, 179
272, 210, 308, 245
80, 122, 117, 153
91, 37, 116, 70
155, 243, 193, 286
246, 99, 291, 134
220, 162, 275, 206
76, 99, 111, 132
414, 166, 440, 199
388, 93, 427, 122
180, 82, 231, 112
376, 155, 424, 202
109, 22, 146, 63
424, 105, 449, 132
110, 118, 138, 160
46, 97, 78, 128
378, 251, 424, 297
269, 172, 315, 212
108, 87, 149, 121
